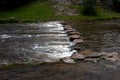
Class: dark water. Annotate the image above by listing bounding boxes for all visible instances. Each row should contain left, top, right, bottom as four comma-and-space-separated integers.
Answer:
70, 20, 120, 53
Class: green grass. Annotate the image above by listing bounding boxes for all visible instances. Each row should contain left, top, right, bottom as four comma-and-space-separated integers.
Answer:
0, 0, 55, 21
0, 0, 120, 23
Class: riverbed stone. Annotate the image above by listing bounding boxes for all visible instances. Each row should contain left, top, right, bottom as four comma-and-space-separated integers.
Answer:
79, 49, 95, 55
68, 31, 80, 35
66, 30, 76, 33
62, 57, 75, 63
84, 58, 100, 63
102, 52, 120, 62
69, 35, 80, 41
85, 52, 104, 58
71, 53, 86, 60
64, 25, 73, 30
73, 39, 83, 44
59, 21, 67, 25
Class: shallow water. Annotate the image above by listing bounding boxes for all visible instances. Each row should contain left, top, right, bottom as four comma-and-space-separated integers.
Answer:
0, 21, 75, 64
1, 20, 120, 65
70, 20, 120, 53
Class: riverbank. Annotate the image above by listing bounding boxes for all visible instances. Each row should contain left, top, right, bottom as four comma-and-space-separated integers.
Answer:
0, 60, 120, 80
1, 0, 120, 23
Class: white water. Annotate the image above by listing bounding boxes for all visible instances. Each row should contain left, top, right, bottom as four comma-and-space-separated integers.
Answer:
0, 21, 75, 64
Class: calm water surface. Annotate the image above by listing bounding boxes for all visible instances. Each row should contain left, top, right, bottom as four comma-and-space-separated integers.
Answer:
70, 20, 120, 52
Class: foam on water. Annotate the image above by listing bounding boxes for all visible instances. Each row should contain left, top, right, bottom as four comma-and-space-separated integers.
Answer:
29, 21, 75, 62
1, 34, 12, 39
0, 21, 75, 64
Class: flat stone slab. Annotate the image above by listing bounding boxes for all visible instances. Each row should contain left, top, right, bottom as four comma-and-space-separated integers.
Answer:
73, 39, 83, 44
64, 26, 73, 30
66, 30, 76, 33
71, 49, 120, 62
84, 58, 100, 63
59, 21, 67, 25
69, 35, 80, 39
71, 53, 86, 60
68, 32, 80, 35
62, 57, 75, 63
101, 52, 120, 62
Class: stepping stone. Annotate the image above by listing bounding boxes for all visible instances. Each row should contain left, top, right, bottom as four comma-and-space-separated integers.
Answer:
71, 53, 86, 60
73, 39, 83, 44
60, 21, 67, 25
66, 30, 76, 33
69, 35, 80, 38
84, 58, 100, 63
69, 35, 80, 41
64, 25, 73, 30
68, 32, 80, 35
102, 52, 120, 62
62, 57, 75, 63
85, 52, 103, 58
79, 49, 94, 55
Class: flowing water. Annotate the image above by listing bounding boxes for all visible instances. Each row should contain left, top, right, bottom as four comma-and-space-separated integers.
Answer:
0, 21, 75, 65
0, 20, 120, 65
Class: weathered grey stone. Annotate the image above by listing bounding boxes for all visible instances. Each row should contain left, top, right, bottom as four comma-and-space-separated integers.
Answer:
59, 21, 67, 25
85, 52, 104, 58
102, 52, 120, 62
69, 35, 81, 41
71, 53, 86, 60
84, 58, 100, 63
66, 30, 76, 33
69, 35, 80, 39
62, 57, 75, 63
79, 49, 95, 55
64, 26, 73, 30
68, 31, 80, 35
73, 39, 83, 44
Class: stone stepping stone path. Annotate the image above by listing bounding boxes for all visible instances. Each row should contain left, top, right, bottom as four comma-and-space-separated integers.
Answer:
0, 21, 119, 64
61, 21, 120, 63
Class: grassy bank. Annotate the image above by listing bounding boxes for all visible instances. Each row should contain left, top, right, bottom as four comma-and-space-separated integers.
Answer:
0, 0, 55, 22
0, 0, 120, 23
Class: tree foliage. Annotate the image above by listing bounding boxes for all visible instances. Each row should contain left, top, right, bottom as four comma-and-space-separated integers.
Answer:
113, 0, 120, 12
81, 0, 97, 16
0, 0, 44, 11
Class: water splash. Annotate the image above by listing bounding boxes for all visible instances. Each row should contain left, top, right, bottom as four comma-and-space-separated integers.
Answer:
0, 21, 75, 64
